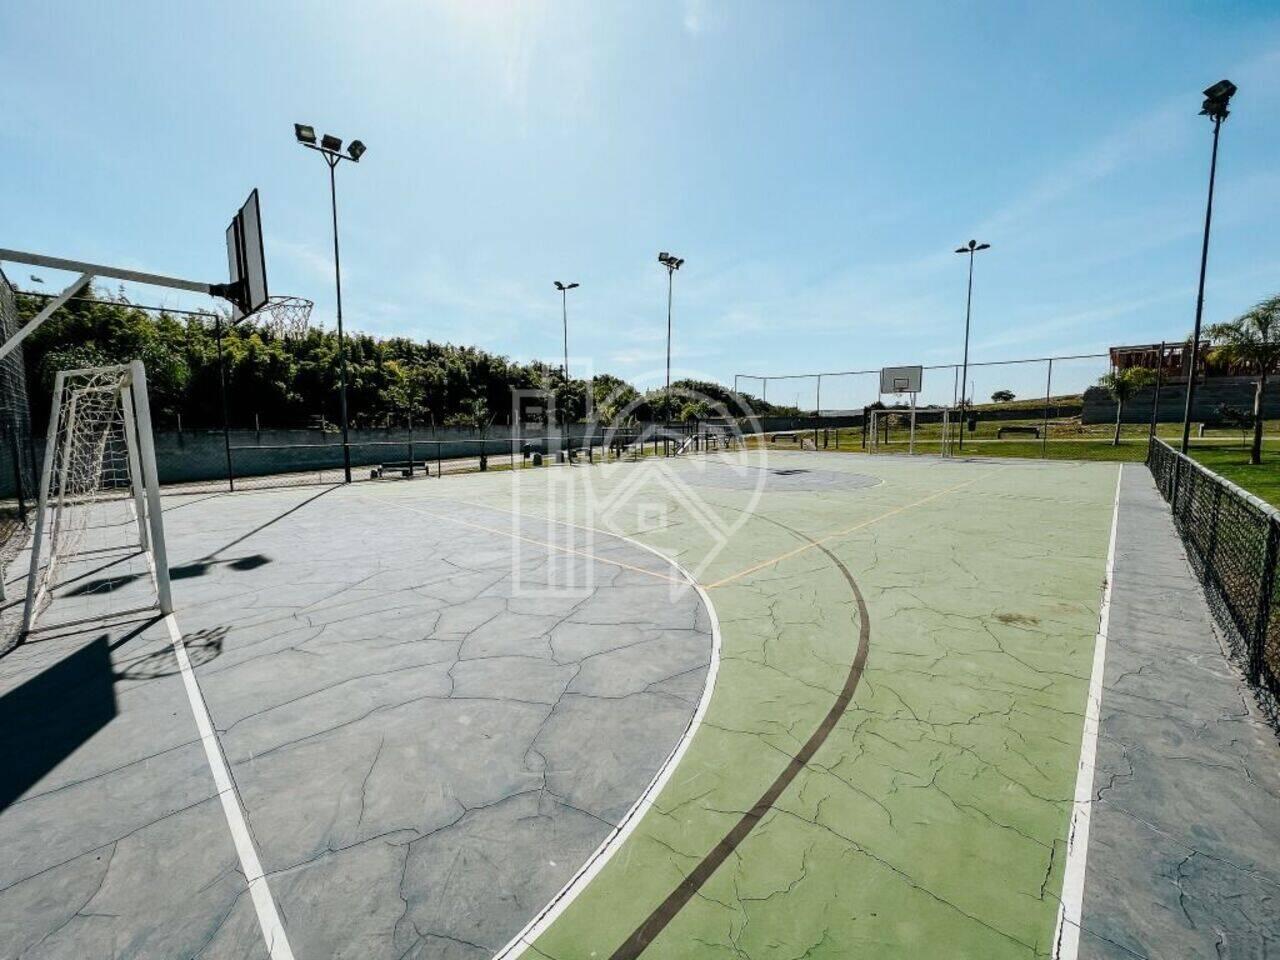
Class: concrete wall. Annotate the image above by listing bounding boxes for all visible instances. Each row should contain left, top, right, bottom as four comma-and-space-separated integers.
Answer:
154, 424, 621, 485
0, 423, 629, 496
1082, 377, 1280, 424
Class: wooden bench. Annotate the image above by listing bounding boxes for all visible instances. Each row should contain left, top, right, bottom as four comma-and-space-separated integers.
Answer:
996, 426, 1040, 439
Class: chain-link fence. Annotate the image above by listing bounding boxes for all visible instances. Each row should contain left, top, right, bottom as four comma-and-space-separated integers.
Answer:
0, 269, 36, 514
1148, 437, 1279, 728
733, 350, 1220, 458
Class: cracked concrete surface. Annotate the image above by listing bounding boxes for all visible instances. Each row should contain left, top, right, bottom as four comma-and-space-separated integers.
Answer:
443, 452, 1119, 959
0, 499, 262, 959
8, 452, 1267, 960
1077, 467, 1280, 960
2, 481, 712, 958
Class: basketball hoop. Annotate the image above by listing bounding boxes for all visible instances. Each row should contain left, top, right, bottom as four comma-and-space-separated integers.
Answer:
249, 295, 314, 339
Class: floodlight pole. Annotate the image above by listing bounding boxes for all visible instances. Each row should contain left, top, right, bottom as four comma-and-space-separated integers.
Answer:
1180, 109, 1228, 454
665, 267, 674, 421
562, 287, 570, 381
954, 240, 990, 451
325, 156, 353, 482
297, 131, 363, 483
658, 253, 683, 423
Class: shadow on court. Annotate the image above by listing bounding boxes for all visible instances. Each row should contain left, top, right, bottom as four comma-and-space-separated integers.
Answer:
0, 636, 116, 811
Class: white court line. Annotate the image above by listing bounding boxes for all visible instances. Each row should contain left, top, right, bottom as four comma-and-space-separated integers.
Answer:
140, 535, 295, 959
417, 502, 722, 960
1053, 463, 1123, 959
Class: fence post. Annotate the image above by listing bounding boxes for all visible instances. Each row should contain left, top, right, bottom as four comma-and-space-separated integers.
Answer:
1171, 455, 1183, 517
1251, 521, 1279, 686
215, 317, 235, 493
1041, 359, 1052, 459
1206, 482, 1223, 573
1149, 341, 1165, 438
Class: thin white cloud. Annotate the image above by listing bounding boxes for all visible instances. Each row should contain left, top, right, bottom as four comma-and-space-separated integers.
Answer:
682, 0, 723, 36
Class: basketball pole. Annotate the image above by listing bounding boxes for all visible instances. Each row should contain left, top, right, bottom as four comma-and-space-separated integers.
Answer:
909, 390, 917, 455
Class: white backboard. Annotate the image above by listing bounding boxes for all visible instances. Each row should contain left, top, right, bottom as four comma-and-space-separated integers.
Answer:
880, 365, 923, 394
225, 189, 268, 320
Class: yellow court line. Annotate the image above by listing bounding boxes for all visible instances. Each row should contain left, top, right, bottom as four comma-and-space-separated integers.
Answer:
705, 472, 990, 590
358, 494, 686, 585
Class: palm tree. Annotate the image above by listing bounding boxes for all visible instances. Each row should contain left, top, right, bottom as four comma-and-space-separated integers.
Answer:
1207, 295, 1280, 465
1097, 368, 1157, 445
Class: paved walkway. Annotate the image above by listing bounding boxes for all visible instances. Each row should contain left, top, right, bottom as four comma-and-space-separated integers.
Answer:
1079, 467, 1280, 958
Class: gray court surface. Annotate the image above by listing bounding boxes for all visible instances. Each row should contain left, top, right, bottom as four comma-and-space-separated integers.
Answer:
1079, 468, 1280, 959
672, 457, 881, 492
0, 482, 713, 959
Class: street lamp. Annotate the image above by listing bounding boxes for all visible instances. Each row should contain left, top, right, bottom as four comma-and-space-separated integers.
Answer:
1180, 79, 1237, 454
554, 281, 579, 381
954, 239, 991, 450
295, 122, 367, 482
658, 252, 684, 421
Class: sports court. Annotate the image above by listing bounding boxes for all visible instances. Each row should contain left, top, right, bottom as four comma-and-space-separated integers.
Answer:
3, 446, 1162, 959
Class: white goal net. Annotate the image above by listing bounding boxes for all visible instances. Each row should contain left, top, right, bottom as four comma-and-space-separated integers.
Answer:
23, 360, 171, 632
869, 406, 955, 457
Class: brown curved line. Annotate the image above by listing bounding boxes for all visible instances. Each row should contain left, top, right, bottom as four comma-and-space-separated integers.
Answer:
609, 532, 871, 960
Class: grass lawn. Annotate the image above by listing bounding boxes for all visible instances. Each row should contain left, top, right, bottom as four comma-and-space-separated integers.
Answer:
754, 422, 1280, 506
1186, 441, 1280, 508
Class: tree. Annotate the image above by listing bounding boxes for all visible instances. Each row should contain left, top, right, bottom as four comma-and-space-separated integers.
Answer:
991, 389, 1015, 403
1097, 368, 1157, 445
678, 399, 711, 422
1207, 295, 1280, 465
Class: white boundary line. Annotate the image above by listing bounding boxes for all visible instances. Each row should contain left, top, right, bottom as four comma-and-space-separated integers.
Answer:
1053, 463, 1123, 959
138, 523, 295, 960
438, 506, 723, 960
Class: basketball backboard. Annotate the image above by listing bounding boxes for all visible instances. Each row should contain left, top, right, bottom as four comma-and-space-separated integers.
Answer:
880, 365, 923, 394
224, 189, 268, 320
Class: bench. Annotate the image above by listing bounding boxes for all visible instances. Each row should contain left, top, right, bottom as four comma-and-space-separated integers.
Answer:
996, 426, 1040, 439
371, 460, 431, 479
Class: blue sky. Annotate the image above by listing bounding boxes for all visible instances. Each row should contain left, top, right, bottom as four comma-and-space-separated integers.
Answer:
3, 1, 1279, 407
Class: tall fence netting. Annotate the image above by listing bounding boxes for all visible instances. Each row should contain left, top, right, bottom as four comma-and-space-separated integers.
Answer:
1148, 437, 1279, 728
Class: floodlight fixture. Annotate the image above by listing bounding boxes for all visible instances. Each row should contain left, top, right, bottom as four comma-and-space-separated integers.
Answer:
321, 134, 343, 153
347, 140, 366, 162
1200, 79, 1237, 120
294, 123, 317, 144
658, 251, 669, 262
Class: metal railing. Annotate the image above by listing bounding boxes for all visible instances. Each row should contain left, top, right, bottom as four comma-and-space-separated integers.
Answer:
1148, 437, 1279, 727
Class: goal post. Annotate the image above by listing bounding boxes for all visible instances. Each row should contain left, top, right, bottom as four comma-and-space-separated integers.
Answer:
23, 360, 171, 633
869, 405, 955, 457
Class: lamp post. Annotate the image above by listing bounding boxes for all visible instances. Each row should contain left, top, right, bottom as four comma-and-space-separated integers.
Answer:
295, 123, 366, 483
553, 281, 579, 381
1180, 79, 1236, 455
657, 252, 684, 422
954, 239, 991, 450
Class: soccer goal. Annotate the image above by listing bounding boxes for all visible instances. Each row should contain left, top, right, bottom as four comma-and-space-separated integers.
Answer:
22, 360, 171, 633
869, 406, 955, 457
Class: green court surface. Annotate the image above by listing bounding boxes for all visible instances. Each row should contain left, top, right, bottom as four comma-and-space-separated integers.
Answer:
433, 451, 1120, 959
